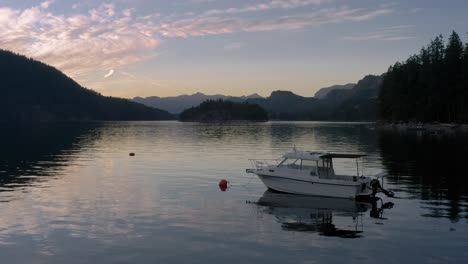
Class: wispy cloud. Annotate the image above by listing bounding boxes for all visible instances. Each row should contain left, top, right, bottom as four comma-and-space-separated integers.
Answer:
104, 69, 115, 78
224, 42, 243, 50
157, 6, 394, 37
39, 0, 55, 9
0, 1, 395, 83
344, 25, 415, 41
0, 2, 160, 79
202, 0, 333, 16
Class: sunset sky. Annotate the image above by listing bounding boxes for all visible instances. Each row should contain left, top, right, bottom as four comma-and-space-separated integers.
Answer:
1, 0, 467, 98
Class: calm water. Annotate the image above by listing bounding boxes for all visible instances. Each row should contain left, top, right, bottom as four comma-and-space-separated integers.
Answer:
0, 122, 467, 263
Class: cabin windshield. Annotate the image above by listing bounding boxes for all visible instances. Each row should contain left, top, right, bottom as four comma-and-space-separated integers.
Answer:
277, 158, 320, 174
277, 158, 301, 169
300, 160, 317, 170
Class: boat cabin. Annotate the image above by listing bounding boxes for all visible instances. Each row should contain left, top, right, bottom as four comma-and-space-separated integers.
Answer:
277, 151, 366, 179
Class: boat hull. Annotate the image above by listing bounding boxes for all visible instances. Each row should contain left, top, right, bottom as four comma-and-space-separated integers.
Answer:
257, 174, 371, 199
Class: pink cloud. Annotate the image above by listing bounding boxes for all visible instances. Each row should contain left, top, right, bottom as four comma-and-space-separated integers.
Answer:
0, 1, 394, 83
344, 24, 415, 41
40, 0, 55, 9
203, 0, 333, 16
156, 6, 394, 37
0, 3, 160, 79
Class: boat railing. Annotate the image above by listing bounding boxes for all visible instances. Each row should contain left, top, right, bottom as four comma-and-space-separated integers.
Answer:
249, 159, 281, 170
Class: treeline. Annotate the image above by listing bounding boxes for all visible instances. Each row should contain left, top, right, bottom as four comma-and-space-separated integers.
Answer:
379, 31, 468, 123
179, 99, 268, 121
0, 50, 174, 122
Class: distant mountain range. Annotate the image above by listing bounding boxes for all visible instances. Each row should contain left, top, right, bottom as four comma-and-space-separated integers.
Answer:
133, 92, 263, 114
133, 75, 382, 121
0, 50, 174, 122
244, 75, 381, 120
0, 48, 382, 122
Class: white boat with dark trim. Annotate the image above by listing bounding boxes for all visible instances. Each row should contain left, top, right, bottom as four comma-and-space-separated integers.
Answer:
246, 150, 393, 199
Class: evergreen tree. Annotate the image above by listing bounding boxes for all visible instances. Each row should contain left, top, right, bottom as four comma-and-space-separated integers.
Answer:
379, 31, 468, 123
429, 35, 445, 64
444, 31, 464, 121
462, 39, 468, 121
445, 31, 464, 76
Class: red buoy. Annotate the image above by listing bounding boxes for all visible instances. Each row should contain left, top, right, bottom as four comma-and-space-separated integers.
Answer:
218, 179, 228, 191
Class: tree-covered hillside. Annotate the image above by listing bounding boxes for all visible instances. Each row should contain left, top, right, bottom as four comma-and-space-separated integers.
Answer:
0, 50, 174, 122
328, 75, 382, 120
246, 75, 382, 121
379, 31, 468, 123
179, 99, 268, 121
247, 91, 326, 120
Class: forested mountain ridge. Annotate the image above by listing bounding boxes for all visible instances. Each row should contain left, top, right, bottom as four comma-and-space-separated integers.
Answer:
0, 50, 174, 122
246, 91, 326, 120
245, 75, 382, 121
379, 31, 468, 123
328, 75, 382, 120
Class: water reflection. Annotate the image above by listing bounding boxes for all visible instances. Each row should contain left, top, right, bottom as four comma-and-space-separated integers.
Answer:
252, 191, 393, 238
378, 130, 468, 222
0, 123, 101, 194
0, 121, 466, 263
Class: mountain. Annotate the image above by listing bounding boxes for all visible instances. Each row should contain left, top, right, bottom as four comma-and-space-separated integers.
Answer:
133, 92, 264, 114
328, 75, 383, 120
134, 77, 379, 120
0, 50, 174, 122
239, 93, 263, 100
314, 83, 355, 99
179, 99, 268, 122
246, 75, 382, 121
136, 73, 382, 121
247, 91, 327, 120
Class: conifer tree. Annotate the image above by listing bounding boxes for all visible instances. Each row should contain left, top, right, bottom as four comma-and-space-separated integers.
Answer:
379, 31, 468, 123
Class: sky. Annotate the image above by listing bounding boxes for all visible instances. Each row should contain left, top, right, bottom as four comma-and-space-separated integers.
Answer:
0, 0, 467, 98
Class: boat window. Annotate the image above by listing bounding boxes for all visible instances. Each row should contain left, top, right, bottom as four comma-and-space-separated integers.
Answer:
317, 158, 335, 178
277, 159, 301, 169
325, 158, 360, 177
301, 160, 317, 170
320, 158, 333, 169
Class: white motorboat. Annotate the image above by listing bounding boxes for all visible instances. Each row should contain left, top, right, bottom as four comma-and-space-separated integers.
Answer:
246, 150, 393, 199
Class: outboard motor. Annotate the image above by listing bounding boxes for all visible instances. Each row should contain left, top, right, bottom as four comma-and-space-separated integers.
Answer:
369, 179, 394, 197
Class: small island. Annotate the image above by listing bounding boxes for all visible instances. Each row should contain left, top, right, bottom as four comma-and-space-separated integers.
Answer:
179, 99, 269, 122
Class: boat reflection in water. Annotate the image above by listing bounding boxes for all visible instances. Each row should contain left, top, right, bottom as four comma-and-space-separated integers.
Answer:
252, 191, 393, 238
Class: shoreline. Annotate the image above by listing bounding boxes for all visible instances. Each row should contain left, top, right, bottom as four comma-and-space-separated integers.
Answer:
377, 122, 468, 134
